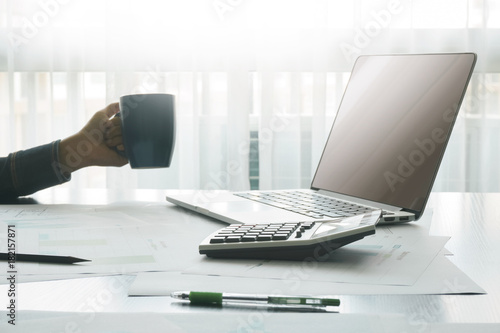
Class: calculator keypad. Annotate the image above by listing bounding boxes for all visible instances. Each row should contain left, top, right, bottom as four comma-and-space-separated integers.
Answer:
209, 222, 315, 244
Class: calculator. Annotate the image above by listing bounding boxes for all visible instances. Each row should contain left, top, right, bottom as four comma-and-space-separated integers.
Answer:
199, 210, 381, 260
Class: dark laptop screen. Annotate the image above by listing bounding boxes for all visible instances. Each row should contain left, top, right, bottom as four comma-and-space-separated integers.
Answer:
311, 53, 476, 216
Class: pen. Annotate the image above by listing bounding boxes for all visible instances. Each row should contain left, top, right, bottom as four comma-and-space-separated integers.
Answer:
170, 291, 340, 307
0, 252, 91, 264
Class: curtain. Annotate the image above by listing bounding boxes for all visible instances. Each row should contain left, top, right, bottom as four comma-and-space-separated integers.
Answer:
1, 0, 499, 192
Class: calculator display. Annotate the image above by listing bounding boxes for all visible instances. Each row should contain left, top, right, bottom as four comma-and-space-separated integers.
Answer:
311, 215, 362, 239
311, 223, 338, 239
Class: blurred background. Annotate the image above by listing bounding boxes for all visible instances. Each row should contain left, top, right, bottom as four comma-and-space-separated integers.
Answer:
1, 0, 499, 193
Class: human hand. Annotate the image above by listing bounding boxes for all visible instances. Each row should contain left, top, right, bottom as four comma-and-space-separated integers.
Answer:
59, 103, 128, 174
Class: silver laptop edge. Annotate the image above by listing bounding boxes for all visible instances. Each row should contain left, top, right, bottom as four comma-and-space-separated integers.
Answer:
166, 53, 477, 226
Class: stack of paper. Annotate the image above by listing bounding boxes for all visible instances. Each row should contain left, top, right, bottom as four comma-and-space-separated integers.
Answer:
128, 210, 484, 297
0, 203, 484, 296
0, 203, 214, 283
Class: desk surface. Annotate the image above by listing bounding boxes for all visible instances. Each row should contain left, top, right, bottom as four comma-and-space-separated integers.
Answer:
2, 189, 500, 327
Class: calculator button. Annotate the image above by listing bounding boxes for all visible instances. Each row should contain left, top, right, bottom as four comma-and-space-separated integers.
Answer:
301, 222, 315, 229
241, 236, 257, 242
225, 236, 242, 243
210, 237, 225, 243
218, 230, 235, 234
272, 234, 289, 240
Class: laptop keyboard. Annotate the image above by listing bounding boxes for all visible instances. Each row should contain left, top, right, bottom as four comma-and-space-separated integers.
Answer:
234, 190, 376, 220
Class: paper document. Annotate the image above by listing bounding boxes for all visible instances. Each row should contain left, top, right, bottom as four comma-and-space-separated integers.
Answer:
0, 203, 217, 283
128, 252, 484, 296
185, 223, 449, 286
0, 204, 148, 229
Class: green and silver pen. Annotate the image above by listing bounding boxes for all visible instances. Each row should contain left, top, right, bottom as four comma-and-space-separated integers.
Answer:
170, 291, 340, 307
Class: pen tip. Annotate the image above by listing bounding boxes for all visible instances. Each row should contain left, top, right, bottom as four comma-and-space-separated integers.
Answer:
72, 257, 91, 263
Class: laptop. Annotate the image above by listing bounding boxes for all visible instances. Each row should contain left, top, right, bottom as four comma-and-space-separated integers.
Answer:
167, 53, 476, 226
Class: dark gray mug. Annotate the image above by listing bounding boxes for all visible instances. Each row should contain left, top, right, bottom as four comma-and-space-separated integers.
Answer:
118, 93, 175, 169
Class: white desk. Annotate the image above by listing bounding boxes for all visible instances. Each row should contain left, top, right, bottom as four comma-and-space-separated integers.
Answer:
1, 190, 500, 330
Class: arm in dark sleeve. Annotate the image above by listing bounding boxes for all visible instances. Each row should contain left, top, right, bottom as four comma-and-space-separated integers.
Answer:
0, 140, 71, 199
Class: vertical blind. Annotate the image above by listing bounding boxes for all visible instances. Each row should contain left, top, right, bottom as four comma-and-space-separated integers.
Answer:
1, 0, 499, 192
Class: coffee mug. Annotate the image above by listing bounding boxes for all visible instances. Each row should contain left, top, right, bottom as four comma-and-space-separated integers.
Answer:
117, 93, 175, 169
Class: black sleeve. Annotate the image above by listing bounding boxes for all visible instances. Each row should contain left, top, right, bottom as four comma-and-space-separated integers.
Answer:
0, 140, 70, 199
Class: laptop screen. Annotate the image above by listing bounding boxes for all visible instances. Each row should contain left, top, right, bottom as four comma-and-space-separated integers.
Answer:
311, 53, 476, 216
